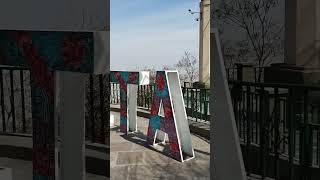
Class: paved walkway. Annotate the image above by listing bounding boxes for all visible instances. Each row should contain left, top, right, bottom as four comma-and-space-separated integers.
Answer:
110, 112, 210, 180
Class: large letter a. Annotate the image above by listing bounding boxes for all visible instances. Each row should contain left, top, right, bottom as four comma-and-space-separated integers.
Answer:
147, 71, 194, 162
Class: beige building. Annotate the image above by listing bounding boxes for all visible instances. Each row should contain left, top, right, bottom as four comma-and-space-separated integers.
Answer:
267, 0, 320, 84
199, 0, 210, 86
286, 0, 320, 68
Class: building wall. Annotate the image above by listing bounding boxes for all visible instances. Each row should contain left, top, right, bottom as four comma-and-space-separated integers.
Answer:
295, 0, 319, 68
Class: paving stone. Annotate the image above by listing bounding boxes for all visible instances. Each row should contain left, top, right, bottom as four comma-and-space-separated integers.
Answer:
163, 162, 210, 179
116, 151, 144, 165
111, 112, 210, 179
127, 165, 169, 180
110, 166, 130, 180
143, 150, 178, 165
110, 152, 118, 168
110, 142, 133, 152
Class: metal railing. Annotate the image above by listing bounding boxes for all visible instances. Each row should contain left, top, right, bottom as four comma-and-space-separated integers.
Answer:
110, 82, 210, 122
0, 66, 109, 145
0, 66, 31, 134
183, 86, 210, 122
229, 80, 320, 179
4, 65, 320, 179
227, 66, 265, 82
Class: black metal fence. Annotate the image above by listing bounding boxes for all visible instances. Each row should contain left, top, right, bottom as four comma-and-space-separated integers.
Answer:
0, 66, 109, 145
229, 80, 320, 179
3, 65, 320, 179
0, 66, 31, 134
227, 66, 265, 82
86, 74, 109, 145
0, 66, 210, 145
110, 82, 210, 122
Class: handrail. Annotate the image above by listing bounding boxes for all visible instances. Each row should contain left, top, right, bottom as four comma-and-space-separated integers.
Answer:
229, 80, 320, 90
0, 65, 29, 70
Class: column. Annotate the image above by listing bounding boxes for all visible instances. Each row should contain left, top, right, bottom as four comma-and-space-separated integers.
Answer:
199, 0, 211, 86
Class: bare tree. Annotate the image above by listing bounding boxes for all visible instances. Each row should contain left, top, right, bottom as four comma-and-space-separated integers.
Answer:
175, 51, 199, 83
213, 0, 284, 82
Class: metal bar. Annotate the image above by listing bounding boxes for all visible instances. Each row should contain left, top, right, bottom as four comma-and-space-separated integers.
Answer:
246, 85, 251, 176
259, 87, 266, 179
9, 70, 15, 133
255, 92, 259, 143
186, 88, 190, 109
144, 85, 147, 109
99, 75, 105, 144
274, 88, 280, 180
89, 75, 95, 143
196, 89, 198, 121
303, 89, 311, 179
20, 70, 26, 133
191, 89, 194, 120
229, 80, 320, 90
0, 70, 5, 132
287, 88, 294, 179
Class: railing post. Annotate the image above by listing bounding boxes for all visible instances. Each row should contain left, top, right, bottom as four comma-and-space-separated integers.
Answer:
20, 70, 26, 133
287, 88, 294, 179
259, 87, 266, 179
9, 70, 15, 133
246, 85, 251, 176
89, 75, 95, 143
0, 70, 5, 132
99, 75, 106, 144
302, 88, 312, 180
191, 89, 195, 121
274, 87, 280, 180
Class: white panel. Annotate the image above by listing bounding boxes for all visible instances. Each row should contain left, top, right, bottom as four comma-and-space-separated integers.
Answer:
211, 29, 247, 180
127, 84, 138, 132
155, 130, 166, 144
57, 71, 86, 180
139, 71, 150, 85
110, 114, 115, 127
94, 31, 110, 74
166, 71, 194, 160
0, 0, 109, 31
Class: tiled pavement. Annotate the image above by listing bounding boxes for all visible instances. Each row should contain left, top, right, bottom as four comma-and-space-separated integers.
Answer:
110, 112, 210, 180
0, 110, 210, 180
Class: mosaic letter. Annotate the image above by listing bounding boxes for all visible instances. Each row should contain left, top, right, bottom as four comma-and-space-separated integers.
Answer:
147, 71, 194, 162
0, 30, 95, 180
110, 71, 149, 133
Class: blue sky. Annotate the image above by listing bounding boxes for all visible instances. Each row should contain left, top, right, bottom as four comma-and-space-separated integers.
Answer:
111, 0, 200, 70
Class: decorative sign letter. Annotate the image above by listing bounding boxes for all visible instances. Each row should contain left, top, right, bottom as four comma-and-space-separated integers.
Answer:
0, 30, 108, 180
110, 71, 149, 133
147, 71, 194, 162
